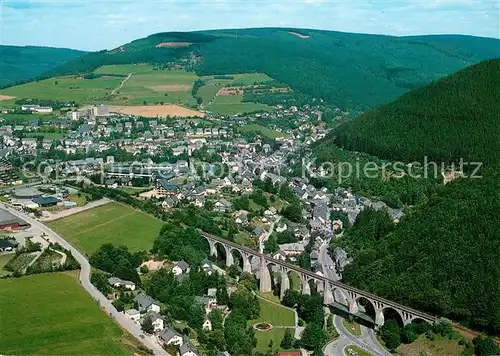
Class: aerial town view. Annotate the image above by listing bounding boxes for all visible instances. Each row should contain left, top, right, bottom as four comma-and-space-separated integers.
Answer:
0, 1, 499, 356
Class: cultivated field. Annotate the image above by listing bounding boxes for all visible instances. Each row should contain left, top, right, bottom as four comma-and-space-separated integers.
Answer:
2, 64, 278, 115
47, 202, 164, 254
110, 104, 204, 118
0, 273, 136, 355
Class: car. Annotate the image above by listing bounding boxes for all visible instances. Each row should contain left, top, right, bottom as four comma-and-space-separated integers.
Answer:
140, 334, 145, 339
329, 265, 334, 270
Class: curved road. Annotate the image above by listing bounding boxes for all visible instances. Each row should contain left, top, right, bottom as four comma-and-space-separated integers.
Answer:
3, 206, 169, 356
324, 315, 391, 356
319, 238, 390, 356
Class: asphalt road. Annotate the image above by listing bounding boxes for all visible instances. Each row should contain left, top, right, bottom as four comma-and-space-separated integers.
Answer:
3, 206, 169, 356
319, 238, 390, 356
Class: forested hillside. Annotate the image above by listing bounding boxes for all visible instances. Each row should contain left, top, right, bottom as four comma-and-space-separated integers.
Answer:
340, 165, 500, 333
329, 59, 500, 165
318, 59, 500, 334
0, 45, 85, 87
40, 28, 500, 110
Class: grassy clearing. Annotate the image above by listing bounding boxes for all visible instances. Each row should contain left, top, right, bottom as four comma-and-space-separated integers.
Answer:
207, 94, 273, 115
0, 273, 136, 355
234, 231, 257, 248
47, 202, 164, 254
253, 327, 290, 352
250, 296, 295, 326
342, 318, 362, 336
117, 186, 152, 196
289, 271, 301, 291
230, 73, 274, 86
238, 124, 287, 139
23, 132, 67, 140
67, 193, 89, 206
396, 333, 469, 356
94, 64, 154, 75
344, 345, 373, 356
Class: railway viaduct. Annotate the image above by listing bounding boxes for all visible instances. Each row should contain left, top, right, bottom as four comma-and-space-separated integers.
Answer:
200, 231, 438, 329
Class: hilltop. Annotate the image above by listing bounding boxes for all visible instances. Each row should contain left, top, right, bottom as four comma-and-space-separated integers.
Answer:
0, 45, 85, 87
37, 28, 500, 111
329, 59, 500, 165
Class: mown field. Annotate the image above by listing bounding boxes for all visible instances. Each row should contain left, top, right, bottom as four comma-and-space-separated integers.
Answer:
249, 296, 295, 326
238, 124, 287, 139
0, 273, 136, 355
206, 94, 273, 115
2, 75, 122, 102
249, 296, 297, 352
47, 202, 164, 254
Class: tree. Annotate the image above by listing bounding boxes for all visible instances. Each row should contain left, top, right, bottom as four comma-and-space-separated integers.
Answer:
299, 322, 326, 351
54, 80, 58, 85
112, 298, 125, 312
280, 328, 294, 349
380, 320, 402, 351
228, 264, 242, 279
188, 303, 205, 329
90, 271, 111, 294
208, 309, 224, 330
474, 335, 499, 356
216, 285, 230, 306
264, 234, 279, 254
142, 315, 154, 334
282, 204, 303, 223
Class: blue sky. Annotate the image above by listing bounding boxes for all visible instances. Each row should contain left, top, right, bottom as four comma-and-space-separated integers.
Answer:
2, 0, 499, 51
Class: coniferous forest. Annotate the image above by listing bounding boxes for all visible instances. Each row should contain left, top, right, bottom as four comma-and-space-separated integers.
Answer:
319, 60, 500, 334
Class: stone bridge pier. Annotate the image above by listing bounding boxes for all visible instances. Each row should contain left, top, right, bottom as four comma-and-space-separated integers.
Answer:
259, 257, 272, 293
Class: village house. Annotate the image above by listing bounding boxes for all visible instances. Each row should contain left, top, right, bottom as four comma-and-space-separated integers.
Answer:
107, 277, 136, 290
172, 260, 190, 276
125, 308, 141, 322
134, 293, 161, 313
143, 311, 164, 332
180, 342, 199, 356
159, 328, 184, 346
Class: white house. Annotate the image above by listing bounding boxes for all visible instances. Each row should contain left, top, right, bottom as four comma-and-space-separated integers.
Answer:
180, 343, 199, 356
159, 328, 184, 346
107, 277, 136, 291
200, 258, 214, 275
172, 260, 190, 276
135, 293, 161, 313
202, 317, 212, 331
125, 308, 141, 322
144, 311, 164, 332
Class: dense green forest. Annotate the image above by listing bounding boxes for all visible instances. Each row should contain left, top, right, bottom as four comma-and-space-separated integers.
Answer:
36, 28, 500, 110
340, 166, 500, 333
0, 45, 85, 86
327, 59, 500, 165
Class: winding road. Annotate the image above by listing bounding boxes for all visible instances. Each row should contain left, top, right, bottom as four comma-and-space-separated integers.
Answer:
3, 206, 169, 356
